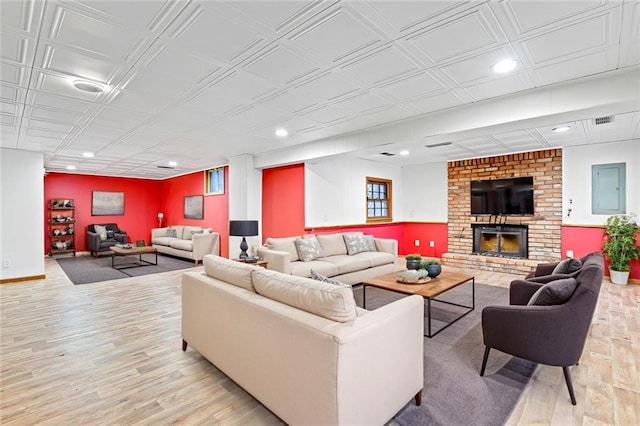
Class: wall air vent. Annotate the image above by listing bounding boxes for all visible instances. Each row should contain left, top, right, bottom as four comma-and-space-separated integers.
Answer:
425, 142, 452, 148
379, 152, 395, 156
594, 116, 614, 125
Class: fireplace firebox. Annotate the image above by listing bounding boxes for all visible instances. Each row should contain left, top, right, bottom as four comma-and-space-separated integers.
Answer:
471, 224, 528, 258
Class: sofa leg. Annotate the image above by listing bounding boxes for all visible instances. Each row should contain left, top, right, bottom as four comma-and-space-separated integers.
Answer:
563, 366, 577, 405
182, 339, 188, 351
194, 259, 199, 266
414, 390, 422, 406
480, 346, 490, 376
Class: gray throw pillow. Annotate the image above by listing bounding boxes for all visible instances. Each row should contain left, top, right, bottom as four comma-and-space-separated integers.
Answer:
527, 278, 577, 306
164, 228, 178, 238
551, 258, 582, 275
294, 236, 323, 262
310, 269, 346, 286
343, 234, 370, 255
94, 224, 107, 241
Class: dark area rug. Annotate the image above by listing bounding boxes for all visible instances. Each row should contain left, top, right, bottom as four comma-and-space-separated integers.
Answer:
352, 283, 536, 426
57, 253, 197, 284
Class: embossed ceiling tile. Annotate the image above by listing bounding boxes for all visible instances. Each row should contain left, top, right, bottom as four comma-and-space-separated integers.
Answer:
1, 0, 39, 32
186, 88, 244, 116
0, 63, 24, 85
74, 0, 171, 30
405, 91, 464, 115
1, 32, 26, 62
142, 43, 221, 83
25, 118, 75, 133
378, 72, 446, 101
618, 40, 640, 68
360, 105, 417, 126
493, 130, 538, 144
210, 70, 278, 102
45, 46, 119, 83
342, 46, 419, 86
251, 117, 320, 139
226, 106, 285, 130
406, 8, 503, 63
92, 107, 151, 129
0, 85, 26, 103
28, 106, 80, 123
521, 15, 611, 63
52, 7, 145, 60
107, 90, 169, 113
227, 1, 315, 32
290, 8, 382, 63
0, 101, 18, 115
25, 127, 67, 140
244, 46, 319, 84
31, 92, 90, 113
259, 91, 317, 115
168, 5, 265, 62
36, 73, 100, 101
368, 1, 467, 32
302, 105, 350, 125
440, 47, 521, 84
334, 92, 391, 114
531, 51, 610, 86
123, 69, 191, 99
293, 72, 361, 101
464, 73, 534, 101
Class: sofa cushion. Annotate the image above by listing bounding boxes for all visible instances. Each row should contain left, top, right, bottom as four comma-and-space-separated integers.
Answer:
252, 268, 356, 322
319, 255, 370, 275
203, 255, 255, 292
94, 224, 108, 241
170, 239, 193, 251
183, 226, 202, 240
294, 236, 323, 262
290, 260, 340, 278
151, 236, 175, 246
527, 278, 577, 306
266, 236, 300, 262
171, 225, 185, 239
352, 251, 395, 268
317, 233, 348, 256
552, 258, 582, 275
363, 235, 376, 252
165, 228, 178, 238
343, 234, 372, 255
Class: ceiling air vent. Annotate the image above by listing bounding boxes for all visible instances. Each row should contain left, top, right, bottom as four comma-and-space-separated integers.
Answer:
594, 116, 614, 125
379, 152, 395, 156
425, 142, 452, 148
157, 165, 175, 169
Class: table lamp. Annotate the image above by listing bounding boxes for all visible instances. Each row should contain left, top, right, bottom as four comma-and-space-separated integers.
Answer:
229, 220, 259, 259
158, 212, 163, 227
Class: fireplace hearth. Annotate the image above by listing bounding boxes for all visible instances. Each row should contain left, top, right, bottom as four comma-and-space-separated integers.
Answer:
472, 224, 528, 258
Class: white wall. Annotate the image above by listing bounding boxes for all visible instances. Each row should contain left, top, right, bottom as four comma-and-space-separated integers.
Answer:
401, 162, 448, 222
563, 140, 640, 225
228, 154, 262, 258
0, 149, 45, 280
305, 158, 403, 227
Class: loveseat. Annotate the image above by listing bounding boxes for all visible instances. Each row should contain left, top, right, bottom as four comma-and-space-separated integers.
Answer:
182, 255, 424, 425
87, 223, 127, 256
256, 232, 397, 285
151, 225, 220, 264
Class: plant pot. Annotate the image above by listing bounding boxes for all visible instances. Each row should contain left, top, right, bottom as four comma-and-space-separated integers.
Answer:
406, 259, 421, 270
426, 264, 442, 278
609, 269, 630, 285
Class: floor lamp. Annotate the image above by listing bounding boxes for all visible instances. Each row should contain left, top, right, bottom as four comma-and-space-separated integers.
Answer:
229, 220, 259, 259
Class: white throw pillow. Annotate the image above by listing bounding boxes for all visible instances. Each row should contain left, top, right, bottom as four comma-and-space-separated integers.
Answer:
94, 224, 108, 241
294, 236, 323, 262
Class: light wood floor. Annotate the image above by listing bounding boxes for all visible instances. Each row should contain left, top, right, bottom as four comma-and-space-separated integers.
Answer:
1, 257, 638, 425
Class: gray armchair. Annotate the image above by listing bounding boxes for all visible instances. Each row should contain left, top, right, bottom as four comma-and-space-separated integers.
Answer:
87, 223, 127, 256
480, 252, 604, 405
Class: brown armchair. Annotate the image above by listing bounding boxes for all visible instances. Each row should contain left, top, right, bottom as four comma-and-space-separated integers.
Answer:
480, 252, 604, 405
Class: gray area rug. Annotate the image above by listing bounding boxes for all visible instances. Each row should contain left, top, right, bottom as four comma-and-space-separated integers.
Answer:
352, 283, 536, 426
57, 253, 196, 285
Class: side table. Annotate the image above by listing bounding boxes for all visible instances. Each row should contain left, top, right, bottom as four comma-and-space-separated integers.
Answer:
232, 258, 268, 269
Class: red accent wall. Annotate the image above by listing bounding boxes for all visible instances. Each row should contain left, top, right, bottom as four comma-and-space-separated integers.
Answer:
44, 172, 162, 253
262, 164, 305, 241
562, 226, 640, 279
160, 167, 229, 257
402, 223, 449, 257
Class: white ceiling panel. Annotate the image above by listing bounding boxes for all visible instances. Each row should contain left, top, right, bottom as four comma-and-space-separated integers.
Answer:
0, 85, 26, 103
227, 1, 316, 32
302, 105, 350, 125
532, 51, 610, 86
495, 1, 606, 35
0, 63, 24, 85
379, 72, 446, 101
244, 46, 319, 85
258, 91, 317, 115
141, 43, 221, 83
28, 105, 81, 122
36, 72, 102, 101
293, 71, 361, 101
368, 1, 468, 32
464, 72, 535, 101
122, 69, 191, 99
440, 46, 524, 85
44, 46, 120, 83
0, 32, 27, 63
405, 92, 464, 114
30, 92, 91, 113
107, 90, 168, 113
342, 46, 419, 85
209, 70, 278, 102
74, 0, 173, 30
335, 91, 392, 114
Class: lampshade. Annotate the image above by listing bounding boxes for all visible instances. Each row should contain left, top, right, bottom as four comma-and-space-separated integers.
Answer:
158, 212, 164, 218
229, 220, 258, 237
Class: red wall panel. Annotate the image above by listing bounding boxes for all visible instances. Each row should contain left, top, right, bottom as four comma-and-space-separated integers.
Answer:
159, 167, 229, 257
402, 222, 449, 258
262, 164, 305, 240
44, 172, 162, 253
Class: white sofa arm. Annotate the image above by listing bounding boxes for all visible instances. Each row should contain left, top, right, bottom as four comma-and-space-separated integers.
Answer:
375, 237, 398, 256
192, 232, 220, 261
332, 295, 424, 424
256, 247, 292, 275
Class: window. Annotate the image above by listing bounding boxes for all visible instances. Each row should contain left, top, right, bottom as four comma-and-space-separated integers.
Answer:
366, 177, 392, 222
205, 167, 225, 195
592, 163, 626, 214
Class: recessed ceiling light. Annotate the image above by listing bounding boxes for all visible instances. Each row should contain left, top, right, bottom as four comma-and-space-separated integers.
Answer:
552, 126, 571, 133
400, 150, 410, 156
275, 128, 288, 137
168, 161, 178, 167
82, 152, 94, 158
66, 165, 76, 170
72, 79, 105, 93
492, 59, 518, 74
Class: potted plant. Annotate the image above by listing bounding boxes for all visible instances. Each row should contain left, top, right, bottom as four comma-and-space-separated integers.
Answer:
405, 254, 422, 270
603, 213, 640, 285
420, 259, 442, 278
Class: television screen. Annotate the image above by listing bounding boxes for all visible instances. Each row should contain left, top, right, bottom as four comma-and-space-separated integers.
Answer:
470, 177, 534, 215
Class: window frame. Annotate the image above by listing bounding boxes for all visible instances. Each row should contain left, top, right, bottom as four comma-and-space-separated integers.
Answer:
204, 167, 225, 195
366, 176, 393, 223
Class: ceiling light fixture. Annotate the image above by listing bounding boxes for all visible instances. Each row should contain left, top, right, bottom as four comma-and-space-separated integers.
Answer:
82, 152, 94, 158
275, 128, 288, 137
66, 165, 77, 170
72, 79, 106, 93
168, 161, 178, 167
552, 126, 571, 133
492, 59, 518, 74
400, 150, 410, 156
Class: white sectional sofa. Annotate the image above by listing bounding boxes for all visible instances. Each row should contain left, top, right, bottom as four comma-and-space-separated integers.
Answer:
256, 232, 398, 285
151, 225, 220, 264
182, 255, 424, 426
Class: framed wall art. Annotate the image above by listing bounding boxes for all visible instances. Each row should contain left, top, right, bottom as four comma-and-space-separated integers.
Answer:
184, 195, 204, 219
92, 191, 124, 216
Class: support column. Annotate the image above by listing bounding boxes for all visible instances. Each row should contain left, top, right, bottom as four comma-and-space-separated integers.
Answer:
228, 154, 262, 259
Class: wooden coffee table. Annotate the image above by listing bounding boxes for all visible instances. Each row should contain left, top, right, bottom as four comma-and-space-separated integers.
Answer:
109, 246, 158, 269
362, 270, 475, 338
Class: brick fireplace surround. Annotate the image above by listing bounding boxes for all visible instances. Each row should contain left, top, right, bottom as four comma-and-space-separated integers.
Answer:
443, 149, 563, 275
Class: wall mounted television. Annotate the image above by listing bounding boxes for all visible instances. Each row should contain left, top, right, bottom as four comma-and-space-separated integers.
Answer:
470, 176, 534, 215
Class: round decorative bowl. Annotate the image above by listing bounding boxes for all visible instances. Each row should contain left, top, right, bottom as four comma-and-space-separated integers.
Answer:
396, 269, 431, 284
